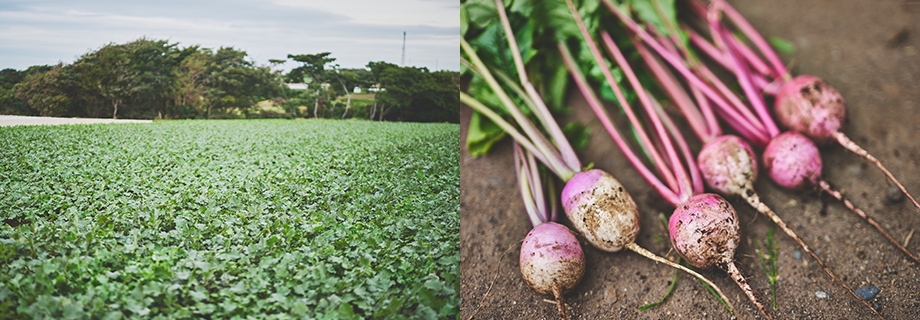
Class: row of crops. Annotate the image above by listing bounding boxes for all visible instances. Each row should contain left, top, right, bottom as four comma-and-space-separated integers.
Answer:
0, 119, 459, 319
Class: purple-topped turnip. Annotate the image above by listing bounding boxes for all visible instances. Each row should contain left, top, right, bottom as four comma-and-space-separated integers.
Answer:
461, 0, 735, 317
520, 222, 585, 319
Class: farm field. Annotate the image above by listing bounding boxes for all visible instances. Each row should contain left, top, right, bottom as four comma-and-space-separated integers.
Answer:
0, 119, 459, 319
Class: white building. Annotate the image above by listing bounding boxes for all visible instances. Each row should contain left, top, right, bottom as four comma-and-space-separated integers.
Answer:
286, 83, 308, 90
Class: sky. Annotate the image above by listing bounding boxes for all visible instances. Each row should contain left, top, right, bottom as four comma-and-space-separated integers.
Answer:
0, 0, 459, 72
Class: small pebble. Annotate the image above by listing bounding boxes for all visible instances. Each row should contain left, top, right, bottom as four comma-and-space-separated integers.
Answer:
489, 177, 501, 186
793, 249, 803, 261
846, 164, 862, 176
886, 186, 905, 203
815, 291, 828, 299
855, 285, 880, 300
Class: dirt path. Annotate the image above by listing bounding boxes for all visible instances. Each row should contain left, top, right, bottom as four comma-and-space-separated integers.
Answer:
461, 0, 920, 319
0, 115, 152, 127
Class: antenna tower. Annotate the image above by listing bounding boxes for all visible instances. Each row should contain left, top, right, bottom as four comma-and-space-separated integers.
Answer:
401, 31, 406, 66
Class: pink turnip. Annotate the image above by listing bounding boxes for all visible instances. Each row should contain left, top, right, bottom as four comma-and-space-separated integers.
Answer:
759, 132, 915, 266
520, 222, 585, 320
558, 168, 735, 313
668, 193, 770, 319
697, 135, 758, 196
774, 74, 920, 216
698, 134, 883, 318
774, 75, 846, 145
761, 131, 822, 190
562, 169, 639, 252
464, 0, 738, 316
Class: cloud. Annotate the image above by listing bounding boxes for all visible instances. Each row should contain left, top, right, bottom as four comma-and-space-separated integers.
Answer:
271, 0, 458, 28
0, 0, 459, 71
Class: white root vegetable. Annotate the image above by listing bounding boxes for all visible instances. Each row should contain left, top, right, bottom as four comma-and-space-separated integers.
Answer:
561, 169, 639, 252
560, 169, 736, 313
520, 222, 586, 320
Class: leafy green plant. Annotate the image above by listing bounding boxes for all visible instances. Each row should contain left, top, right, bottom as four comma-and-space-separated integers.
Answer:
0, 119, 459, 319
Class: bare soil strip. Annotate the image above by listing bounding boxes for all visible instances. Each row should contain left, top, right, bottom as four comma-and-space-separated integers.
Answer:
0, 115, 152, 127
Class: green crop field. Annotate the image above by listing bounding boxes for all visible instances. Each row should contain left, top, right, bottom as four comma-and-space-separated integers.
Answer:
0, 119, 459, 319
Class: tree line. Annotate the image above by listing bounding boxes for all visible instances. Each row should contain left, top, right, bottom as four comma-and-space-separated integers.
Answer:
0, 37, 459, 123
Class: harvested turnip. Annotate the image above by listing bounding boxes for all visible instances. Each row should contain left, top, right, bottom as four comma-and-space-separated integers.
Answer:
462, 0, 734, 316
759, 132, 915, 265
762, 131, 822, 190
697, 134, 881, 317
697, 135, 758, 196
561, 169, 639, 252
774, 75, 846, 145
520, 222, 585, 320
774, 74, 920, 217
669, 193, 770, 319
512, 143, 585, 320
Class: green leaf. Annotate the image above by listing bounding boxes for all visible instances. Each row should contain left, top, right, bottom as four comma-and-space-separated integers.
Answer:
465, 111, 506, 158
189, 290, 208, 301
562, 121, 591, 152
629, 0, 678, 37
638, 265, 679, 310
423, 279, 443, 292
769, 36, 797, 54
463, 0, 498, 31
338, 302, 357, 320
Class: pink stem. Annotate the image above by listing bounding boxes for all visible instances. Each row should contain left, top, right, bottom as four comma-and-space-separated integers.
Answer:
715, 23, 781, 138
600, 32, 692, 202
695, 58, 768, 139
525, 147, 548, 223
712, 0, 791, 80
603, 1, 770, 146
513, 142, 542, 227
688, 29, 732, 68
565, 0, 679, 192
636, 42, 715, 143
558, 43, 682, 206
495, 0, 582, 172
652, 99, 705, 195
690, 86, 721, 141
687, 29, 775, 89
724, 30, 774, 79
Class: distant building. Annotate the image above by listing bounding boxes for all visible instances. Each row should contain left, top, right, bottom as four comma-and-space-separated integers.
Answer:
286, 83, 308, 90
366, 84, 385, 93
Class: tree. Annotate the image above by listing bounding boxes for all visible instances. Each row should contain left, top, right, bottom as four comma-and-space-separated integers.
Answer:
13, 64, 73, 116
122, 38, 181, 119
366, 61, 398, 120
0, 68, 30, 115
409, 70, 460, 123
364, 62, 459, 122
288, 52, 336, 118
377, 65, 423, 121
203, 47, 279, 118
329, 65, 364, 119
172, 51, 209, 118
70, 43, 139, 119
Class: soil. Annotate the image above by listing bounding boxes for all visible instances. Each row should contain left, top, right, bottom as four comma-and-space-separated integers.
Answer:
460, 1, 920, 319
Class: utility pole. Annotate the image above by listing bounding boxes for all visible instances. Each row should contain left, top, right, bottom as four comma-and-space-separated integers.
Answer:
401, 31, 406, 66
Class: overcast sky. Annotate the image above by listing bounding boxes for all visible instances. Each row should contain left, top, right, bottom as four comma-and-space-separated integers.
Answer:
0, 0, 459, 72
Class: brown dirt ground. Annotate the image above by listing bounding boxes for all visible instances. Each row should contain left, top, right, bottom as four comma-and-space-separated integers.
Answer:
460, 1, 920, 319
